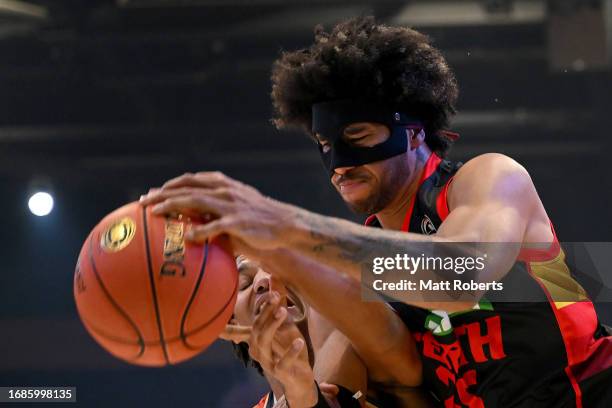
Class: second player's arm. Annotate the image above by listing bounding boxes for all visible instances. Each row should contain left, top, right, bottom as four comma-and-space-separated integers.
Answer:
262, 247, 422, 388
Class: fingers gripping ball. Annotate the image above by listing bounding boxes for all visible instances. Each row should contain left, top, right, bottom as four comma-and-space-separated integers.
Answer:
73, 202, 238, 366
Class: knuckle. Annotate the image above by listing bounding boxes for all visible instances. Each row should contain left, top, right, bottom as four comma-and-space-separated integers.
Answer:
191, 195, 205, 206
226, 214, 242, 226
217, 187, 233, 201
206, 171, 224, 181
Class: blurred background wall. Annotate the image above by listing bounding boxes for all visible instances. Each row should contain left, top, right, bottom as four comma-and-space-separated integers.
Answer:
0, 0, 611, 406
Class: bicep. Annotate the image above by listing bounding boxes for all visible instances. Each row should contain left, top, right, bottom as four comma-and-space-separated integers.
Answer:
437, 201, 527, 243
440, 155, 536, 240
437, 154, 539, 278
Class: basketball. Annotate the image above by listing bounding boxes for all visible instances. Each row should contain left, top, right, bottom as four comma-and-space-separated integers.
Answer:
73, 201, 238, 366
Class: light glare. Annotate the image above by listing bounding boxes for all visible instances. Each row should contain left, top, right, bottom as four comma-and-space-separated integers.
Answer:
28, 192, 54, 216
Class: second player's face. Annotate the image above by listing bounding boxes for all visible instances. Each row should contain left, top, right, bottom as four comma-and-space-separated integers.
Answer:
233, 255, 301, 326
316, 122, 410, 214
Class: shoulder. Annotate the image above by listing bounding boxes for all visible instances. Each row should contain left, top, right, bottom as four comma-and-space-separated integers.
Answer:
457, 153, 529, 180
449, 153, 536, 207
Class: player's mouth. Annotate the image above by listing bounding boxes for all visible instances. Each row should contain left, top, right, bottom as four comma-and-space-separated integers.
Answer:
285, 296, 299, 321
337, 179, 368, 196
253, 292, 301, 321
253, 294, 269, 318
286, 289, 306, 323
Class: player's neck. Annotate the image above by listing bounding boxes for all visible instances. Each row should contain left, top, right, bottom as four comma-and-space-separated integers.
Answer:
376, 149, 430, 231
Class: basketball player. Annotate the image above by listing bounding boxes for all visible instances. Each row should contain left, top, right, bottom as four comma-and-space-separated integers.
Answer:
224, 255, 433, 407
141, 16, 612, 407
223, 255, 367, 408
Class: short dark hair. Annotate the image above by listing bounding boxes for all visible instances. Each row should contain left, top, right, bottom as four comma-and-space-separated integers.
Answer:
271, 16, 459, 156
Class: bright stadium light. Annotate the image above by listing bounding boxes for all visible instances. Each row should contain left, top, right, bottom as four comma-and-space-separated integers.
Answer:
28, 192, 54, 216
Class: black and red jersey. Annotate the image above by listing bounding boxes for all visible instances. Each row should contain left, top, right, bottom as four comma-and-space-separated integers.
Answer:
365, 154, 612, 407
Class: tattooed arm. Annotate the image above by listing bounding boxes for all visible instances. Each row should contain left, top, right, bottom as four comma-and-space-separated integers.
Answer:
281, 154, 546, 310
142, 154, 549, 311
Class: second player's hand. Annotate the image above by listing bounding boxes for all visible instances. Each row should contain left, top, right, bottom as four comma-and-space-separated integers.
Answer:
249, 292, 318, 408
219, 323, 251, 344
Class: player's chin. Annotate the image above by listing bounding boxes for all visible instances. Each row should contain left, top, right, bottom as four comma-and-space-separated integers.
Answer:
341, 187, 374, 206
344, 196, 377, 215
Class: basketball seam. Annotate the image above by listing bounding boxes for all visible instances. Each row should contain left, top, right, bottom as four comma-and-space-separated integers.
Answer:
81, 317, 154, 345
142, 206, 170, 365
181, 281, 237, 350
179, 241, 209, 349
82, 238, 236, 345
82, 313, 235, 346
179, 241, 238, 349
87, 235, 146, 359
180, 278, 237, 348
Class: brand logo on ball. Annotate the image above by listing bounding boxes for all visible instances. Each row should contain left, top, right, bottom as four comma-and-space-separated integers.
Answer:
161, 219, 186, 277
100, 217, 136, 252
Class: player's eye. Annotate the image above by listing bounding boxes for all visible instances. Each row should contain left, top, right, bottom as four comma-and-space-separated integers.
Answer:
237, 261, 256, 291
238, 274, 253, 291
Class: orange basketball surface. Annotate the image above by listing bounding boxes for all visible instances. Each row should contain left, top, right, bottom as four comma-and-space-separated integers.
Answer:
74, 202, 238, 366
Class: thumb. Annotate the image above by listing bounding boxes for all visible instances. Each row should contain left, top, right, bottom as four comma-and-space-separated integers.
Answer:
219, 323, 251, 344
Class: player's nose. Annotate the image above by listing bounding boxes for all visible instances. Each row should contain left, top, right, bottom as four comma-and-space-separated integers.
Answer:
334, 165, 355, 175
253, 274, 270, 295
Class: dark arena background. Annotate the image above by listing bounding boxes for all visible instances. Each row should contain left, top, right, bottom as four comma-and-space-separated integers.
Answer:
0, 0, 611, 406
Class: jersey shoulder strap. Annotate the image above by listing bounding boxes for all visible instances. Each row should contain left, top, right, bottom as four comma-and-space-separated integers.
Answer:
408, 159, 462, 234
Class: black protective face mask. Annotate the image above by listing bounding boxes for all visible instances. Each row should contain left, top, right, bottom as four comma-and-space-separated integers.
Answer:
312, 99, 423, 175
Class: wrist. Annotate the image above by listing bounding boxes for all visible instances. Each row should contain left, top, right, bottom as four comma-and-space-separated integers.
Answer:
284, 380, 318, 408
